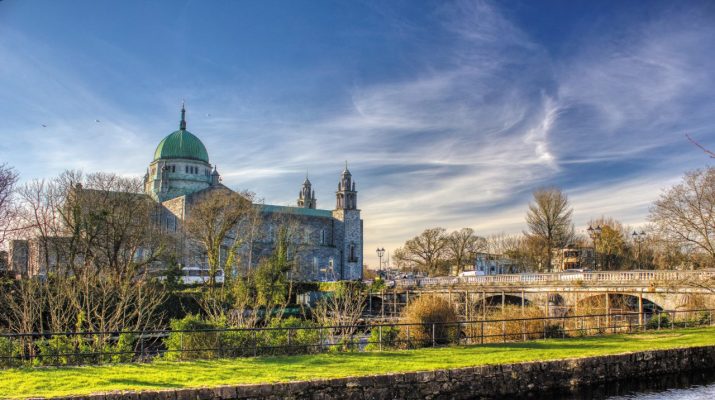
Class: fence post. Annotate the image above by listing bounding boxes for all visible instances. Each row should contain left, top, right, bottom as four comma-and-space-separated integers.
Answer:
180, 331, 184, 361
657, 312, 661, 330
406, 325, 410, 348
432, 323, 436, 347
381, 291, 385, 318
253, 330, 257, 357
319, 327, 324, 352
287, 327, 292, 353
378, 325, 383, 351
480, 320, 484, 344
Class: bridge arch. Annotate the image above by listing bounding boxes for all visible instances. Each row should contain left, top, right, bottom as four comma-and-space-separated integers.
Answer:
572, 293, 663, 315
475, 294, 531, 309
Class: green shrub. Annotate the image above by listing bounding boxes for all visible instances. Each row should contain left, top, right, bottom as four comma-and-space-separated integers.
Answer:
646, 313, 670, 330
219, 329, 260, 358
262, 317, 320, 355
365, 325, 400, 351
33, 336, 79, 366
163, 314, 222, 361
696, 311, 713, 326
104, 333, 135, 364
0, 336, 22, 368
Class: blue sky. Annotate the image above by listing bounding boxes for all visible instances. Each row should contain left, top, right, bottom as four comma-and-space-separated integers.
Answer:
1, 0, 714, 267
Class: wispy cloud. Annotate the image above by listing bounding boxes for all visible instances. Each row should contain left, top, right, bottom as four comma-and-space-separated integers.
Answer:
0, 1, 713, 267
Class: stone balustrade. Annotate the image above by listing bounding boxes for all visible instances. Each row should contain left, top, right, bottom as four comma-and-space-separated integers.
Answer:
394, 270, 715, 288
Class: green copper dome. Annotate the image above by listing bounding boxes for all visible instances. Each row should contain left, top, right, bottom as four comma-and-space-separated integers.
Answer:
153, 129, 209, 163
153, 104, 209, 163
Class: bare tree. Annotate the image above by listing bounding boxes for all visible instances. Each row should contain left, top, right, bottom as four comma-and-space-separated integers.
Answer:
445, 228, 484, 274
393, 228, 449, 276
313, 282, 367, 346
525, 188, 574, 272
0, 164, 19, 247
15, 171, 170, 278
588, 216, 629, 270
649, 167, 715, 267
183, 189, 257, 286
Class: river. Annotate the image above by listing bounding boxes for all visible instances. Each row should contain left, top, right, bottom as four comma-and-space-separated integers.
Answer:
532, 369, 715, 399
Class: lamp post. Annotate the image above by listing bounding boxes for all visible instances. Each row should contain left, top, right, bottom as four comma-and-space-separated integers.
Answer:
631, 230, 646, 269
587, 225, 602, 270
376, 247, 385, 277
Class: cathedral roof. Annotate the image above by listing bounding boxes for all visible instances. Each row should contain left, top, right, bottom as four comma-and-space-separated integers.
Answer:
153, 129, 209, 163
259, 204, 333, 218
153, 105, 210, 163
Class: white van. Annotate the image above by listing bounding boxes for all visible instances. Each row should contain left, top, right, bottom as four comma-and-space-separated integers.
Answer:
181, 267, 225, 284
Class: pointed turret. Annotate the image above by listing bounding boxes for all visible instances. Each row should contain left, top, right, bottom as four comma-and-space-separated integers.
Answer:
297, 172, 317, 209
211, 166, 221, 186
335, 162, 357, 210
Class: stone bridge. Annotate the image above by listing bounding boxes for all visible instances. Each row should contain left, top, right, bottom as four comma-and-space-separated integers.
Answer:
367, 270, 715, 321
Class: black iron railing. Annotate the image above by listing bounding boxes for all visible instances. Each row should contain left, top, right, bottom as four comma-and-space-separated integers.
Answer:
0, 308, 712, 368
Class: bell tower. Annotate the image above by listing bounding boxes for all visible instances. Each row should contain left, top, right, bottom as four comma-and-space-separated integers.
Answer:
335, 162, 357, 210
332, 162, 362, 280
297, 175, 317, 209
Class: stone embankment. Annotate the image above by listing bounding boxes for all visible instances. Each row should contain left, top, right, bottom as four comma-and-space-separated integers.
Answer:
45, 345, 715, 400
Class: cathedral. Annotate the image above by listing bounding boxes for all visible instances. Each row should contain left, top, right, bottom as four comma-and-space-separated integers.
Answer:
144, 105, 363, 281
8, 105, 363, 281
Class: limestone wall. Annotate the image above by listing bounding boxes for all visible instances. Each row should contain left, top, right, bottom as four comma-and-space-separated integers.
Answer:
47, 345, 715, 399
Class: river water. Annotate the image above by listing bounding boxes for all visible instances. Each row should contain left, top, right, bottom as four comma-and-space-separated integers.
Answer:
531, 369, 715, 399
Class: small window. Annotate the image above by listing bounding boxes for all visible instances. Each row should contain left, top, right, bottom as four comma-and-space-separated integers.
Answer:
185, 166, 188, 173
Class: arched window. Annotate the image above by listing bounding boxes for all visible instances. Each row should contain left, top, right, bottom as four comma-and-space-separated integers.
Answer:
349, 244, 356, 262
320, 229, 326, 245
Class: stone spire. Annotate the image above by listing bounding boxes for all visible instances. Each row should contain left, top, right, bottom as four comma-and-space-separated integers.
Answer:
179, 101, 187, 130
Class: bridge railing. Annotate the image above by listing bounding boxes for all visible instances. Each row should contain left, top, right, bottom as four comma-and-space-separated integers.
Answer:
394, 270, 715, 288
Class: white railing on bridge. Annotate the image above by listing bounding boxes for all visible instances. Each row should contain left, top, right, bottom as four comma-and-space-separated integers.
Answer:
393, 270, 715, 288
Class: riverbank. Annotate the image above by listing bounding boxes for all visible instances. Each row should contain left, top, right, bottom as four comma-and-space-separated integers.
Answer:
3, 326, 715, 399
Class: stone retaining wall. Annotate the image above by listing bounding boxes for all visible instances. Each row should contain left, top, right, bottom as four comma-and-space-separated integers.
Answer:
47, 345, 715, 400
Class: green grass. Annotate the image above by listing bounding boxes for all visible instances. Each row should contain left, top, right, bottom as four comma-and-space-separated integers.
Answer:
3, 327, 715, 399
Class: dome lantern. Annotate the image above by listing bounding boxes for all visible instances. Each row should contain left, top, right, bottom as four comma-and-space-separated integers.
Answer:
152, 105, 209, 163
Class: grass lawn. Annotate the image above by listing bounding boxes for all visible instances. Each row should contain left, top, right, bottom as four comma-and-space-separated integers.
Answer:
3, 327, 715, 399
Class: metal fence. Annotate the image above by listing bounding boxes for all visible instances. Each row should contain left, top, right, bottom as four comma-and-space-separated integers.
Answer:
0, 308, 713, 368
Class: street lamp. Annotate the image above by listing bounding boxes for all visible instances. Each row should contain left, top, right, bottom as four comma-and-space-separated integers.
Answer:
631, 230, 646, 269
376, 248, 385, 277
587, 225, 602, 270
